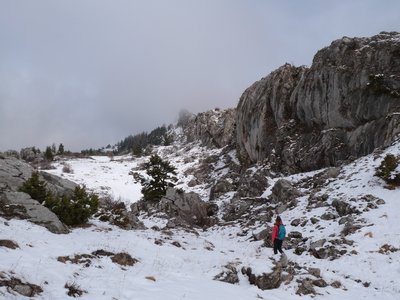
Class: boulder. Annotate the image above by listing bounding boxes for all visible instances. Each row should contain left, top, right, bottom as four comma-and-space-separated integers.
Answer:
243, 265, 282, 290
0, 191, 69, 234
214, 264, 239, 284
341, 221, 362, 236
271, 179, 303, 203
0, 157, 33, 192
252, 228, 270, 241
132, 188, 213, 228
308, 267, 321, 278
209, 179, 234, 200
0, 156, 83, 233
296, 278, 316, 295
235, 168, 270, 198
331, 199, 359, 216
40, 172, 77, 197
310, 239, 327, 250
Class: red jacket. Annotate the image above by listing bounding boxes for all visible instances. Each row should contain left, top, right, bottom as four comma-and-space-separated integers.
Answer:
271, 221, 282, 241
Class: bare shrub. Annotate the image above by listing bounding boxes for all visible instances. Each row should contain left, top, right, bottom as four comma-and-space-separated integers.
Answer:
64, 282, 87, 297
62, 163, 74, 173
99, 194, 125, 210
38, 160, 56, 170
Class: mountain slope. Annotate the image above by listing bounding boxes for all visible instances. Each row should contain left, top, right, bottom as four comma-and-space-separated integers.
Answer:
2, 137, 400, 299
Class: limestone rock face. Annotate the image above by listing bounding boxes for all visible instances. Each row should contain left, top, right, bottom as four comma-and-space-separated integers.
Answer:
182, 108, 236, 148
236, 64, 307, 167
236, 32, 400, 173
0, 156, 33, 192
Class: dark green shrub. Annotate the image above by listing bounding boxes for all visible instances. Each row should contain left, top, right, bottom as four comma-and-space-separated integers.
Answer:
44, 146, 54, 161
375, 154, 400, 186
44, 186, 99, 226
131, 154, 177, 201
19, 171, 50, 203
20, 172, 99, 225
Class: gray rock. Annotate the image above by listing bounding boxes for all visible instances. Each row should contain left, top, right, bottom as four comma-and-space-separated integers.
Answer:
288, 231, 303, 239
236, 63, 307, 169
332, 199, 358, 216
236, 32, 400, 173
321, 212, 337, 220
313, 278, 328, 287
0, 191, 69, 234
182, 108, 236, 148
339, 216, 354, 225
13, 284, 33, 297
308, 267, 321, 277
252, 229, 270, 241
0, 156, 33, 192
40, 172, 77, 196
311, 246, 342, 260
341, 222, 362, 236
132, 188, 212, 228
255, 266, 282, 290
235, 169, 269, 198
20, 147, 41, 162
214, 264, 239, 285
209, 179, 234, 200
331, 280, 342, 288
0, 157, 83, 233
271, 179, 303, 203
291, 218, 301, 226
296, 278, 316, 295
310, 239, 327, 250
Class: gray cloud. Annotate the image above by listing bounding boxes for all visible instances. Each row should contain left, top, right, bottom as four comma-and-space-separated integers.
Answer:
1, 0, 400, 151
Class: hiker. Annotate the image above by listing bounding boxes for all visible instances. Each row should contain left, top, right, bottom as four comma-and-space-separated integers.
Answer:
271, 216, 286, 255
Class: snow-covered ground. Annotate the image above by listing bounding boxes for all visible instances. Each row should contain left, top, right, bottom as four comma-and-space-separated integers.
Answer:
1, 142, 400, 299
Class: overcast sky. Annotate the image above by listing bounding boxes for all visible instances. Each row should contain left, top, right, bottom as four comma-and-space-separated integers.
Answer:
1, 1, 399, 152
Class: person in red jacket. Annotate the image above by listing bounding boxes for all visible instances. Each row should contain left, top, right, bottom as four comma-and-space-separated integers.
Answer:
271, 216, 285, 255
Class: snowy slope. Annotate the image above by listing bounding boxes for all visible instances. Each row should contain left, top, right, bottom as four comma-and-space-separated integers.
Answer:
1, 141, 400, 299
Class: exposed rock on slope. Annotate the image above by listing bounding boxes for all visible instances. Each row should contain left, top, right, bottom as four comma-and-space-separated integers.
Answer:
182, 108, 236, 148
0, 155, 73, 233
236, 32, 400, 173
236, 64, 307, 167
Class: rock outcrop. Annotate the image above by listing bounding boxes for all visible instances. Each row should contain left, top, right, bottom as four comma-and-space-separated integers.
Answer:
236, 32, 400, 173
131, 188, 216, 228
181, 108, 236, 148
0, 156, 73, 233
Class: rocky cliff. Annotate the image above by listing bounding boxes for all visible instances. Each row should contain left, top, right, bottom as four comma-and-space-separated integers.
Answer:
236, 32, 400, 173
181, 108, 236, 148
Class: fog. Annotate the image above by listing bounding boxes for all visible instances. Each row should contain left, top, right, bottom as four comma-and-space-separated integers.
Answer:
1, 0, 399, 151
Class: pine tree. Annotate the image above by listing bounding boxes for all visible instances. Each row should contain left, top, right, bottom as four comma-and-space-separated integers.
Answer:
131, 154, 177, 201
58, 143, 65, 155
51, 143, 57, 154
19, 171, 50, 203
132, 144, 143, 157
44, 146, 54, 161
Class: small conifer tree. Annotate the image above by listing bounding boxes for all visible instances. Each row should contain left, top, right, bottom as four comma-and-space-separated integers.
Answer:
44, 146, 54, 161
19, 171, 50, 203
131, 154, 177, 201
58, 143, 65, 155
20, 172, 99, 225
